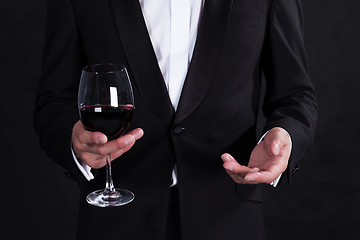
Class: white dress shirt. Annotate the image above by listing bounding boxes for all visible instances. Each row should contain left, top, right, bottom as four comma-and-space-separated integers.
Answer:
74, 0, 284, 187
139, 0, 203, 110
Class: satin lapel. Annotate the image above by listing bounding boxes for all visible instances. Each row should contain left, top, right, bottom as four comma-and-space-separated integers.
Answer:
109, 0, 174, 125
174, 0, 233, 124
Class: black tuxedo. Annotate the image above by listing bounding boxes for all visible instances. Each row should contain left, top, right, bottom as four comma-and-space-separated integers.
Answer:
35, 0, 317, 239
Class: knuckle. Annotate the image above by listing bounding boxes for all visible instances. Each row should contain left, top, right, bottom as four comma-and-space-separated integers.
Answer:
117, 135, 135, 148
87, 156, 105, 169
72, 141, 83, 151
81, 152, 92, 161
78, 134, 87, 144
97, 147, 108, 156
115, 137, 125, 148
124, 142, 134, 151
76, 152, 88, 162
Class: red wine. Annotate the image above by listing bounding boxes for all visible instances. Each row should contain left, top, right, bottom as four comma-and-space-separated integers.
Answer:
80, 104, 134, 140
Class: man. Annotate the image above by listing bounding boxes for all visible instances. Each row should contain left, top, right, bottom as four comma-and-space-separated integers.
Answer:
34, 0, 317, 239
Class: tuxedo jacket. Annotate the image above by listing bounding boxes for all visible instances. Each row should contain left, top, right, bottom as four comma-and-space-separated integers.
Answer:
35, 0, 317, 239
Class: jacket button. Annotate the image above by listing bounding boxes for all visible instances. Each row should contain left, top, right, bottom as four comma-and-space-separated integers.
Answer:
173, 125, 186, 135
291, 164, 300, 175
64, 172, 76, 181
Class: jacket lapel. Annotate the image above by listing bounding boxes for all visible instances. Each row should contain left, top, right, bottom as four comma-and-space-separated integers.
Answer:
174, 0, 233, 124
109, 0, 174, 125
109, 0, 232, 125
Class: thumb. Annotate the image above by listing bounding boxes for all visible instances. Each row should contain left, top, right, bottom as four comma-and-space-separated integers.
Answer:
269, 140, 281, 156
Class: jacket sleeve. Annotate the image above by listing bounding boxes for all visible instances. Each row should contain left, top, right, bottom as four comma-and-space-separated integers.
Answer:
261, 0, 318, 184
34, 0, 86, 182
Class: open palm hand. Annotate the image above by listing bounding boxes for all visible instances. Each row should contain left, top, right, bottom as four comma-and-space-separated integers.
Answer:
222, 127, 292, 184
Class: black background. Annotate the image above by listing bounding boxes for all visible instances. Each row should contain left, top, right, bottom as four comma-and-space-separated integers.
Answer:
1, 0, 359, 239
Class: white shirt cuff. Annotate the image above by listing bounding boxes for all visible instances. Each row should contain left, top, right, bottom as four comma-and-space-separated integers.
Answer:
71, 147, 94, 181
270, 174, 282, 187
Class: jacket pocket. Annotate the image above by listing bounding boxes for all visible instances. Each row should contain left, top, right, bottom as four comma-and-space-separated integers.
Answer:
235, 183, 263, 203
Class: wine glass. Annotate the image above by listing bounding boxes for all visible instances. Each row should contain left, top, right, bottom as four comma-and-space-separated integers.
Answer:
78, 63, 135, 207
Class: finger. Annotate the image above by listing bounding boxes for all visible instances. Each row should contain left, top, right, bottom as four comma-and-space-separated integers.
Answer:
82, 153, 107, 169
113, 129, 142, 149
244, 170, 279, 184
244, 159, 285, 184
75, 136, 134, 169
74, 127, 144, 167
71, 142, 106, 169
110, 141, 135, 160
81, 131, 107, 145
101, 128, 144, 160
264, 134, 281, 157
72, 134, 102, 160
264, 127, 292, 157
73, 121, 108, 145
225, 171, 247, 184
269, 140, 281, 156
222, 153, 257, 183
221, 153, 257, 172
84, 128, 144, 155
129, 128, 144, 141
223, 160, 254, 174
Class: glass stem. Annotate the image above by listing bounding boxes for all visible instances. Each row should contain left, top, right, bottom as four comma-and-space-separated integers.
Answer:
104, 154, 116, 194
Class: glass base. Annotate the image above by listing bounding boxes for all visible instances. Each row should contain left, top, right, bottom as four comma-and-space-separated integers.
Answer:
86, 188, 135, 207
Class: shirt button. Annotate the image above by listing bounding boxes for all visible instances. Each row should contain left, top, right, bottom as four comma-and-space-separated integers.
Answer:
173, 125, 186, 135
